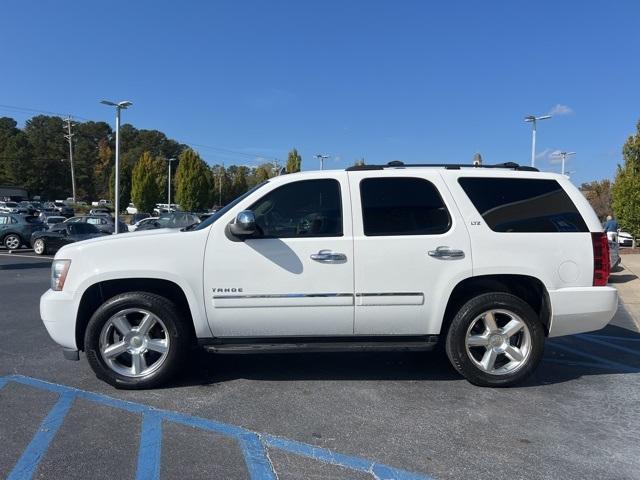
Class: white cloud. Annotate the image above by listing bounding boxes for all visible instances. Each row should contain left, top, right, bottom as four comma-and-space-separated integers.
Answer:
535, 148, 551, 160
549, 104, 574, 116
547, 150, 563, 164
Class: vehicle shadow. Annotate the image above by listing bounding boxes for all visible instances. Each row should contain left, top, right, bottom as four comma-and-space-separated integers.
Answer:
608, 273, 638, 284
167, 325, 640, 389
0, 262, 52, 270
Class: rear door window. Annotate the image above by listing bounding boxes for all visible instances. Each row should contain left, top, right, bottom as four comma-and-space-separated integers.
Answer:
458, 178, 588, 233
359, 177, 451, 236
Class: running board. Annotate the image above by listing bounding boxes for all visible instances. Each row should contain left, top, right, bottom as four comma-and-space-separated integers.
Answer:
200, 335, 439, 354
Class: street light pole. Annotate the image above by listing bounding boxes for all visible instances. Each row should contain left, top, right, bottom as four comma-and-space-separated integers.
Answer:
524, 114, 552, 167
555, 151, 576, 175
315, 154, 330, 170
166, 158, 176, 210
63, 117, 76, 202
100, 100, 133, 234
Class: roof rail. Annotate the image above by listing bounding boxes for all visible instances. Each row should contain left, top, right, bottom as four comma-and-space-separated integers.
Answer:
345, 161, 539, 172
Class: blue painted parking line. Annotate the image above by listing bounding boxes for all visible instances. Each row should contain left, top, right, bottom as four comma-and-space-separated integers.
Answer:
583, 333, 640, 342
548, 339, 638, 373
0, 375, 432, 480
577, 334, 640, 357
135, 412, 163, 480
7, 391, 76, 480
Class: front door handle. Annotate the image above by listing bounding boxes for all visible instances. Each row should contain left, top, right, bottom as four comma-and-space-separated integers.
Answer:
311, 249, 347, 263
428, 246, 465, 259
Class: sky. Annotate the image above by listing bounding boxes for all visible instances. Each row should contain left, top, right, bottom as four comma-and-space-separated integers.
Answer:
1, 1, 639, 185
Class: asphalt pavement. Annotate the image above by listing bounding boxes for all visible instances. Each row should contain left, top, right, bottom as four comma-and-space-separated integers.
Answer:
1, 251, 639, 479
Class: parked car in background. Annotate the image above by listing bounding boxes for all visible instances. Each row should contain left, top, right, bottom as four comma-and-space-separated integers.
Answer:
53, 201, 74, 218
135, 211, 200, 231
89, 208, 111, 216
43, 216, 66, 230
65, 215, 128, 234
607, 231, 621, 268
0, 201, 21, 213
18, 201, 39, 215
618, 231, 633, 247
129, 216, 159, 232
0, 213, 45, 249
31, 222, 108, 255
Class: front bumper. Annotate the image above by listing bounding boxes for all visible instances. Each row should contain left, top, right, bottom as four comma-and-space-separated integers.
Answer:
548, 286, 618, 337
40, 288, 79, 350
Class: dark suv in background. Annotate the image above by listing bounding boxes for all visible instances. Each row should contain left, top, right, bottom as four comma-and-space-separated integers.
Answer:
0, 213, 45, 249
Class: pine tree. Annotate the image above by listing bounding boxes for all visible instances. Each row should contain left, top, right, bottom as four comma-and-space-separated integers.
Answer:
175, 149, 212, 211
612, 120, 640, 237
131, 152, 162, 214
286, 148, 302, 173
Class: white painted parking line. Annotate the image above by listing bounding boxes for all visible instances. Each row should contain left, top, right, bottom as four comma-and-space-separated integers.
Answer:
0, 253, 54, 260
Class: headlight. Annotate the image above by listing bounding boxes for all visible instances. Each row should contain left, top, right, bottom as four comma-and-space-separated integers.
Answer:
51, 260, 71, 291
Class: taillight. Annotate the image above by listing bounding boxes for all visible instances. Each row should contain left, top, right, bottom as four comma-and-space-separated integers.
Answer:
592, 232, 610, 286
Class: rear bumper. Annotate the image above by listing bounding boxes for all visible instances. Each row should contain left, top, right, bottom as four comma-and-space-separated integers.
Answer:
40, 288, 79, 350
548, 286, 618, 337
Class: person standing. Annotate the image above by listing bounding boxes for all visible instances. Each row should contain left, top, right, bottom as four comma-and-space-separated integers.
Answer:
603, 215, 619, 232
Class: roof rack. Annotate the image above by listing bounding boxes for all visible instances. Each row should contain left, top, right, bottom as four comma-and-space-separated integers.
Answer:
345, 161, 539, 172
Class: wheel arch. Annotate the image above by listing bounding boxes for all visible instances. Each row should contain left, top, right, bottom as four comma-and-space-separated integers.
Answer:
441, 274, 551, 337
75, 278, 198, 351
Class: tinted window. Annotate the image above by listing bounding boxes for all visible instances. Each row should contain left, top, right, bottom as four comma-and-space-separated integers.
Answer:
69, 223, 99, 235
458, 178, 588, 233
249, 179, 342, 238
360, 177, 450, 236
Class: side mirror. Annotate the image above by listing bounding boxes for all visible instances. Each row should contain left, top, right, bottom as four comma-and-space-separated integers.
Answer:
229, 210, 256, 237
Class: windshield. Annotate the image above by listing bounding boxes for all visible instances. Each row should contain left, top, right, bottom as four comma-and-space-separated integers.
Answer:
6, 202, 18, 207
193, 181, 269, 231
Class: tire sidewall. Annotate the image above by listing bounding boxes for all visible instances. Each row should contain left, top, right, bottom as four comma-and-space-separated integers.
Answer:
4, 234, 21, 249
445, 292, 545, 387
85, 292, 189, 389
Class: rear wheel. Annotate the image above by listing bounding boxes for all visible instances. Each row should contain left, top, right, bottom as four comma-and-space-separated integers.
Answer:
3, 234, 21, 250
85, 292, 191, 389
33, 238, 46, 255
445, 292, 544, 387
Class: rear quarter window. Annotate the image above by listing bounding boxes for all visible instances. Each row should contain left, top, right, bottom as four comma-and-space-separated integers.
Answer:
458, 177, 588, 233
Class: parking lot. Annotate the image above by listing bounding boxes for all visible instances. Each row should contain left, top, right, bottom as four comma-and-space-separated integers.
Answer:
1, 252, 639, 480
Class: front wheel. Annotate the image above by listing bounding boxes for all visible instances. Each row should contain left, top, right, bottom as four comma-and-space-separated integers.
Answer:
85, 292, 191, 389
445, 292, 545, 387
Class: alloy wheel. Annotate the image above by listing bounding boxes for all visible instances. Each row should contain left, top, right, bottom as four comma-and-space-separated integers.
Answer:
464, 309, 532, 375
99, 308, 170, 378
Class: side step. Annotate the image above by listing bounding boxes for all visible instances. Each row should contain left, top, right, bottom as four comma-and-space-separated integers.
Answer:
200, 335, 439, 354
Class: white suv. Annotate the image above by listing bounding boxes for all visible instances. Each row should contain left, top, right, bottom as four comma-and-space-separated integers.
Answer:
40, 162, 617, 389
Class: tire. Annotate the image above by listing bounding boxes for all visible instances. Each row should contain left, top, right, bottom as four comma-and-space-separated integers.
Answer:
3, 233, 22, 250
33, 238, 46, 255
85, 291, 191, 389
445, 292, 545, 387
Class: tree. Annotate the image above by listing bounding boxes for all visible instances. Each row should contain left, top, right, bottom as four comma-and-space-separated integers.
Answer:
175, 149, 213, 211
612, 120, 640, 237
286, 148, 302, 173
211, 164, 233, 206
131, 152, 163, 213
230, 166, 249, 198
252, 163, 273, 185
109, 162, 132, 211
95, 138, 113, 199
580, 179, 612, 221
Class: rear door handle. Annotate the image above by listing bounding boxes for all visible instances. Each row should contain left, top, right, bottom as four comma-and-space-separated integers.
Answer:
311, 249, 347, 263
428, 246, 465, 259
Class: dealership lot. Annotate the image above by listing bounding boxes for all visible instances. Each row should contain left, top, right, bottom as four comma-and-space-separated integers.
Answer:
1, 253, 639, 479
